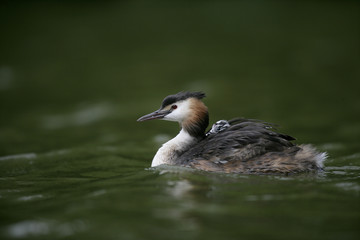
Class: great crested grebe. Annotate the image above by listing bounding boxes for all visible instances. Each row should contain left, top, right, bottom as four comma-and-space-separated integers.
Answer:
137, 91, 326, 174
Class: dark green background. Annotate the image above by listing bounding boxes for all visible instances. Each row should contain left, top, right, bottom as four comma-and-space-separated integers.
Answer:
1, 1, 359, 240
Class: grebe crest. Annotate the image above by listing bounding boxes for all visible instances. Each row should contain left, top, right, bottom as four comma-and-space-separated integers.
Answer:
137, 91, 327, 174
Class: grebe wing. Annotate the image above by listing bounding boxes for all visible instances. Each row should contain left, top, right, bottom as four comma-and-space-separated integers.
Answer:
176, 118, 299, 167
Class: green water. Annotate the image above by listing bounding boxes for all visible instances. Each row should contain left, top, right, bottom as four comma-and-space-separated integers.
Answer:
1, 1, 359, 239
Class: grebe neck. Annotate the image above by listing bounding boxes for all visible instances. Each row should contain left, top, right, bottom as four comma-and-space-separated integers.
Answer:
151, 129, 198, 167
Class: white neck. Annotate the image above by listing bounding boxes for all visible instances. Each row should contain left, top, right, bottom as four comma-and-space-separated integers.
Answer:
151, 129, 198, 167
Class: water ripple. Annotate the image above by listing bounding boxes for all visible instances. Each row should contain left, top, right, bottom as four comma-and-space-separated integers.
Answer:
326, 166, 360, 171
18, 194, 44, 202
335, 182, 360, 192
0, 153, 37, 161
7, 220, 87, 238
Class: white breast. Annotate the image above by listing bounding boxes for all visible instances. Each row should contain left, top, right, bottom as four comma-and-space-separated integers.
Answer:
151, 129, 197, 167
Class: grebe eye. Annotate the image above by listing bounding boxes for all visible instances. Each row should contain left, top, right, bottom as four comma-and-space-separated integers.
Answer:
171, 105, 177, 110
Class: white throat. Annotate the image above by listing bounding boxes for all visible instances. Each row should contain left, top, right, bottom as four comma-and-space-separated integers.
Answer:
151, 129, 197, 167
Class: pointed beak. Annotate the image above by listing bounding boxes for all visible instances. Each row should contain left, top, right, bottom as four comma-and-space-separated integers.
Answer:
137, 109, 170, 122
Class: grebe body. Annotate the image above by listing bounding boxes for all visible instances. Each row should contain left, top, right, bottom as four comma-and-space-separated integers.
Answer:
137, 91, 326, 174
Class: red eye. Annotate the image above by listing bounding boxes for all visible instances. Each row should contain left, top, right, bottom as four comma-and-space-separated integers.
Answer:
171, 105, 177, 109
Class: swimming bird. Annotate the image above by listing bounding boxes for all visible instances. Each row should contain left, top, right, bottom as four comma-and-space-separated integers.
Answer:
137, 91, 326, 174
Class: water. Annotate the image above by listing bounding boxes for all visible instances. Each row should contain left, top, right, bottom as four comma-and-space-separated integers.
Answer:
1, 1, 359, 239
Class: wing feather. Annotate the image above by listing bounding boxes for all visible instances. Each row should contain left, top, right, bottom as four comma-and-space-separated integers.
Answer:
176, 119, 297, 166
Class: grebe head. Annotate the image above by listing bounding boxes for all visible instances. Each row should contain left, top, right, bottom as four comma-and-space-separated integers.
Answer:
137, 91, 209, 138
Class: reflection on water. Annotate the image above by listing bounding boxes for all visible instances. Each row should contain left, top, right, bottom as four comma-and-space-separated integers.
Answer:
153, 179, 199, 232
327, 166, 360, 171
88, 189, 107, 198
17, 194, 44, 202
245, 194, 283, 201
0, 153, 37, 161
0, 149, 359, 240
166, 179, 194, 199
7, 220, 87, 238
335, 182, 360, 193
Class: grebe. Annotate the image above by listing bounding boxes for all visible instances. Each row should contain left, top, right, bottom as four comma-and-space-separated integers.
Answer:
137, 91, 326, 174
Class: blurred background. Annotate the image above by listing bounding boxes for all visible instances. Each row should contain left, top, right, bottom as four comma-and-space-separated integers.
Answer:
0, 1, 359, 240
1, 0, 359, 155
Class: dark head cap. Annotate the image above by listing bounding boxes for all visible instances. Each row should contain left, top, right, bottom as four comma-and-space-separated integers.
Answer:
161, 91, 206, 109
